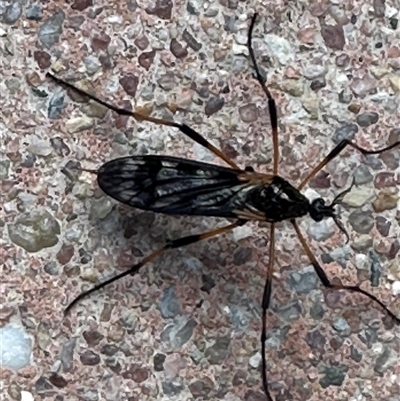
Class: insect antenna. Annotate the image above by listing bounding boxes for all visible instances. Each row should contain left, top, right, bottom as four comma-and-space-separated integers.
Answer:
327, 177, 355, 243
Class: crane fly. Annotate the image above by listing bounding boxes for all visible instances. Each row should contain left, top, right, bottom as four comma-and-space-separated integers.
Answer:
47, 13, 400, 401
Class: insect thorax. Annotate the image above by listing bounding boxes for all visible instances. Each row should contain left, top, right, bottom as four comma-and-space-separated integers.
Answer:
248, 176, 311, 222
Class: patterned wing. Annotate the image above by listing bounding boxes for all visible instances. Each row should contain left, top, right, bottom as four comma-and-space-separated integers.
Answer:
97, 155, 271, 219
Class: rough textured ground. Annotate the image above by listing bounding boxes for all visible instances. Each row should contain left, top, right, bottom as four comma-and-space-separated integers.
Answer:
1, 1, 400, 401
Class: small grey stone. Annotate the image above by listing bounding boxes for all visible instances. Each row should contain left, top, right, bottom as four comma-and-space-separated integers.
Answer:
350, 74, 378, 96
100, 344, 119, 356
319, 365, 348, 388
238, 103, 258, 122
353, 164, 373, 185
332, 318, 351, 336
157, 71, 176, 90
369, 250, 382, 287
350, 345, 363, 362
84, 55, 102, 76
274, 300, 302, 322
351, 234, 373, 252
358, 327, 378, 349
60, 337, 77, 372
38, 11, 65, 49
35, 376, 53, 395
8, 210, 61, 252
374, 346, 392, 375
43, 261, 60, 276
303, 64, 326, 80
28, 137, 53, 157
153, 353, 166, 371
348, 209, 374, 234
0, 325, 32, 369
307, 218, 335, 242
311, 78, 326, 91
264, 34, 294, 65
48, 90, 66, 119
339, 89, 353, 104
205, 96, 224, 116
229, 304, 250, 331
65, 116, 94, 133
341, 186, 375, 208
305, 329, 326, 353
186, 0, 200, 15
3, 0, 22, 24
204, 336, 231, 364
332, 123, 358, 144
26, 3, 42, 21
159, 286, 181, 318
0, 160, 10, 179
161, 316, 197, 349
80, 350, 100, 366
288, 268, 319, 294
182, 29, 202, 51
89, 198, 114, 220
356, 112, 379, 127
162, 380, 184, 396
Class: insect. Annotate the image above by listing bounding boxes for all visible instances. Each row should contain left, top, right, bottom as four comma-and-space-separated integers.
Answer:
47, 13, 400, 401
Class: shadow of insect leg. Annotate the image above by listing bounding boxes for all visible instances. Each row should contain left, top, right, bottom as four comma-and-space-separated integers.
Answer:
64, 219, 246, 316
46, 72, 240, 170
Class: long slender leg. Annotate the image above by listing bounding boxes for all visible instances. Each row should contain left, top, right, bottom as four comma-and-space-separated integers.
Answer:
292, 220, 400, 323
261, 223, 275, 401
65, 220, 245, 315
247, 13, 279, 175
298, 139, 400, 190
46, 72, 240, 170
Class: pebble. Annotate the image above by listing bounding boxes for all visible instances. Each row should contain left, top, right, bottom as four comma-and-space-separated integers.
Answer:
248, 352, 262, 368
288, 267, 319, 294
0, 325, 32, 369
348, 209, 374, 234
159, 286, 181, 318
8, 210, 60, 252
3, 0, 22, 24
392, 281, 400, 296
65, 116, 94, 133
161, 316, 197, 350
204, 336, 231, 364
332, 123, 358, 143
28, 137, 53, 157
264, 34, 294, 65
205, 96, 224, 116
341, 186, 375, 208
356, 111, 379, 127
38, 11, 65, 48
25, 3, 43, 21
350, 74, 378, 96
307, 218, 336, 242
232, 225, 253, 241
